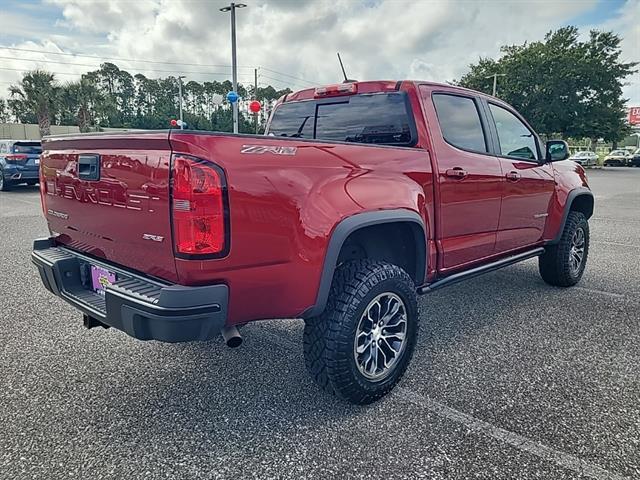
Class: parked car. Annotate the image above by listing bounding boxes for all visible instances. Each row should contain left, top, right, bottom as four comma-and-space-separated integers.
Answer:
0, 139, 42, 191
569, 150, 598, 166
32, 81, 593, 404
630, 148, 640, 167
603, 149, 632, 167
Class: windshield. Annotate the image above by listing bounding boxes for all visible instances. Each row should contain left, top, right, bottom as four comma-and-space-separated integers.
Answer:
610, 150, 626, 156
13, 142, 42, 155
267, 92, 415, 146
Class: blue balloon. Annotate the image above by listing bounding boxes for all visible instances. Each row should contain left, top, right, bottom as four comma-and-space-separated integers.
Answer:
226, 91, 239, 103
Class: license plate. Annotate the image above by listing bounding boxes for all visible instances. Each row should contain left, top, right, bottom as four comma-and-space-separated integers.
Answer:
90, 265, 116, 296
35, 158, 40, 165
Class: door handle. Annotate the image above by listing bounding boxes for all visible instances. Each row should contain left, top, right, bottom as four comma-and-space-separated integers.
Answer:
505, 171, 520, 181
445, 167, 468, 179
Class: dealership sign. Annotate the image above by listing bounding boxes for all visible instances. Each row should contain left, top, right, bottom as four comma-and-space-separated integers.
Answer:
629, 107, 640, 126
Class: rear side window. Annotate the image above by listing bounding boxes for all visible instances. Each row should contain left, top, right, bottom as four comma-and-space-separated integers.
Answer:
265, 101, 315, 139
432, 94, 487, 153
488, 103, 538, 160
267, 93, 415, 146
13, 142, 42, 154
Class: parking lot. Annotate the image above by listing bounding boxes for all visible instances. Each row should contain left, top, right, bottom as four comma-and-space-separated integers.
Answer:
0, 168, 638, 480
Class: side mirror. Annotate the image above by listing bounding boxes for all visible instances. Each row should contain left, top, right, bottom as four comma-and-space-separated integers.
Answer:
545, 140, 569, 162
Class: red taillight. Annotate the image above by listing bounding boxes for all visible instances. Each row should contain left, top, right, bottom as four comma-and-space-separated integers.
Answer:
171, 154, 226, 256
39, 165, 46, 217
314, 83, 357, 97
6, 154, 28, 163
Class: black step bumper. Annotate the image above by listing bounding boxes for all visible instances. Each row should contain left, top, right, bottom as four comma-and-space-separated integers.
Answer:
31, 238, 228, 343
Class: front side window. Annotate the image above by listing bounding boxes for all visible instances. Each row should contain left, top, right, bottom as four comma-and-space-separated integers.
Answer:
489, 104, 538, 160
432, 94, 487, 153
267, 93, 415, 146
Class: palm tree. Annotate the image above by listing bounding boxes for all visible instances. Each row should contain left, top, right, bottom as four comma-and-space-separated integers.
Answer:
9, 70, 60, 137
62, 77, 104, 132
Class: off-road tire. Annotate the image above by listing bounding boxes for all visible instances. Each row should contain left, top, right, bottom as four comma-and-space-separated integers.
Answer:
539, 211, 589, 287
303, 259, 419, 405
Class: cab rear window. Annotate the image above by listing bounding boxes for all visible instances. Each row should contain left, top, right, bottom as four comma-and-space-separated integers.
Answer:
267, 93, 416, 146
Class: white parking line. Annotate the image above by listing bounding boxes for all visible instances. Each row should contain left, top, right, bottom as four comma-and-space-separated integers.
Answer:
396, 388, 629, 480
591, 240, 639, 248
257, 325, 629, 480
574, 287, 627, 299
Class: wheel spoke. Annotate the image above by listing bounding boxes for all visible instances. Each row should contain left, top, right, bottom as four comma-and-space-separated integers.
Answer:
384, 313, 406, 329
381, 299, 400, 325
356, 337, 373, 354
382, 336, 400, 354
384, 330, 406, 343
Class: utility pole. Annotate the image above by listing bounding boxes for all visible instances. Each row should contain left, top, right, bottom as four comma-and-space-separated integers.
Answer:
485, 73, 506, 97
220, 3, 247, 134
254, 67, 258, 134
178, 75, 185, 129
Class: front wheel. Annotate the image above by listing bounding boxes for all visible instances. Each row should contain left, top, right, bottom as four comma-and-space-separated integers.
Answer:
539, 211, 589, 287
303, 260, 419, 405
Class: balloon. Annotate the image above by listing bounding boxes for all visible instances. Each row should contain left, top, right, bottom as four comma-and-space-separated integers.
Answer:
226, 91, 239, 103
249, 100, 261, 113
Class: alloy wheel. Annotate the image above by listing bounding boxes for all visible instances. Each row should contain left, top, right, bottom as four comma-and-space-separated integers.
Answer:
569, 227, 585, 275
353, 292, 408, 381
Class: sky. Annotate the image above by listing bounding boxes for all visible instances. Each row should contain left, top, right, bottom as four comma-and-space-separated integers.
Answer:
0, 0, 638, 106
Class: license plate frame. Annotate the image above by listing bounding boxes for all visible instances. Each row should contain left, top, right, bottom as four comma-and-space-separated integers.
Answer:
90, 265, 116, 296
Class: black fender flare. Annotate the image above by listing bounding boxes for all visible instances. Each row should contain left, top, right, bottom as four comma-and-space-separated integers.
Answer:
548, 187, 594, 244
302, 209, 427, 318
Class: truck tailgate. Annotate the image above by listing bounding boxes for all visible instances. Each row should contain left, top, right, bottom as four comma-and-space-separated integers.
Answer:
40, 132, 178, 283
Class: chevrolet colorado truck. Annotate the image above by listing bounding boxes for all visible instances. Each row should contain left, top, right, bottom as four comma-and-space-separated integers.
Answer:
32, 81, 593, 404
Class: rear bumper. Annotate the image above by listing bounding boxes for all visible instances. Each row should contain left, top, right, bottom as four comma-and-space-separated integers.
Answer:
3, 165, 39, 180
31, 238, 228, 342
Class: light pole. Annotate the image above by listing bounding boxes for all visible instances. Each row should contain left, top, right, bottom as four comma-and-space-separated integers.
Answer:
485, 73, 506, 97
220, 2, 246, 134
177, 75, 186, 129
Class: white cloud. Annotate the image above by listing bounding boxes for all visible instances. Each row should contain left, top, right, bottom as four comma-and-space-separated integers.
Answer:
1, 0, 638, 107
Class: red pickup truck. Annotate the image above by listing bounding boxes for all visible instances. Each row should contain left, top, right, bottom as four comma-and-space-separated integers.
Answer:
32, 80, 593, 404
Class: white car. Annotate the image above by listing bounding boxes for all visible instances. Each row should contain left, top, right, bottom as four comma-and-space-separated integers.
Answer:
569, 151, 598, 166
603, 149, 632, 167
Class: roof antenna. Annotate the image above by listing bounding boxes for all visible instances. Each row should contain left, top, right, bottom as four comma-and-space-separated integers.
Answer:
337, 52, 356, 83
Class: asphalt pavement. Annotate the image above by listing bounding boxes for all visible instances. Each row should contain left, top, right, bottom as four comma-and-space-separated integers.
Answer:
0, 168, 638, 479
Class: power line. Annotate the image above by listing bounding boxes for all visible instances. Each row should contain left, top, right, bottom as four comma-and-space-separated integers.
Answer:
0, 47, 320, 85
259, 67, 317, 86
0, 46, 254, 69
0, 56, 260, 78
259, 74, 310, 89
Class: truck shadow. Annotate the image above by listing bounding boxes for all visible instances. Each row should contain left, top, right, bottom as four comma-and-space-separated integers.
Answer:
63, 262, 557, 453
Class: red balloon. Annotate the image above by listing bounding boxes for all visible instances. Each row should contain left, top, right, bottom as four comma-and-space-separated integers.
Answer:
249, 100, 261, 113
170, 119, 178, 126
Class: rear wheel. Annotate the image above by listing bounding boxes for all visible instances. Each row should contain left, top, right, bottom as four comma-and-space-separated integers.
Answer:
0, 170, 10, 191
303, 259, 419, 405
539, 211, 589, 287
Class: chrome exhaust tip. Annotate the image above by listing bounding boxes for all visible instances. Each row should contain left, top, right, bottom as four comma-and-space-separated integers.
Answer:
221, 326, 242, 348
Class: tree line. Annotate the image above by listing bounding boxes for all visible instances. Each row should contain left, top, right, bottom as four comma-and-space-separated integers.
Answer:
457, 27, 637, 145
4, 62, 292, 136
2, 27, 636, 143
